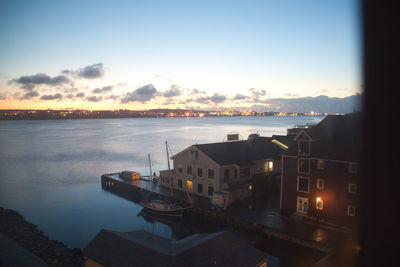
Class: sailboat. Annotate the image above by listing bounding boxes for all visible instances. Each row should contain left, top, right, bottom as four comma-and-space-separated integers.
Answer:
140, 141, 192, 216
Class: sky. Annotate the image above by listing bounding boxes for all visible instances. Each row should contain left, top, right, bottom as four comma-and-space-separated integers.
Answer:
0, 0, 362, 111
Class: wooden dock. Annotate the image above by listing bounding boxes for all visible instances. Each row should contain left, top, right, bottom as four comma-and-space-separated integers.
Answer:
101, 173, 334, 253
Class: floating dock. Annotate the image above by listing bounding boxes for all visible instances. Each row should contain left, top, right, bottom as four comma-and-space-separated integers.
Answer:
101, 173, 337, 253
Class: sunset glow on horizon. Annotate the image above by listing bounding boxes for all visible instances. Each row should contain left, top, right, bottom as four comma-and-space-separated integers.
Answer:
0, 0, 361, 111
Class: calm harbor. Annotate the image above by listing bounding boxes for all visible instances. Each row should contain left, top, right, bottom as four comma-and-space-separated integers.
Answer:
0, 116, 324, 250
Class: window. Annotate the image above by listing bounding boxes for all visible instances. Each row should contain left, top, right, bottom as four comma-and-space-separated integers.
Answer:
297, 177, 309, 193
266, 161, 274, 172
194, 151, 198, 160
187, 165, 192, 174
208, 186, 214, 196
197, 168, 203, 177
177, 164, 183, 173
349, 183, 356, 193
186, 180, 193, 191
349, 162, 357, 173
347, 206, 356, 216
197, 183, 203, 193
208, 169, 214, 179
317, 179, 324, 189
317, 159, 324, 169
298, 140, 310, 155
178, 179, 183, 188
316, 198, 323, 210
298, 159, 310, 173
224, 169, 230, 179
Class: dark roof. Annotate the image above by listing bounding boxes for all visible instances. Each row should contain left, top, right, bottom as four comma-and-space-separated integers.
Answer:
193, 136, 289, 166
285, 113, 363, 161
83, 230, 269, 267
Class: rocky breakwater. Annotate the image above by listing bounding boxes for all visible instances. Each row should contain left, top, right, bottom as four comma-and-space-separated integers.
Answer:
0, 207, 84, 266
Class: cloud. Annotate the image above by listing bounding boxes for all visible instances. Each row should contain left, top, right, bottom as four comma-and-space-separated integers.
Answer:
120, 84, 157, 103
249, 88, 266, 99
262, 94, 362, 113
62, 63, 104, 79
234, 94, 249, 100
195, 93, 227, 104
163, 84, 182, 97
40, 93, 63, 100
76, 92, 85, 98
19, 91, 39, 100
92, 85, 113, 94
76, 63, 104, 79
87, 96, 102, 102
10, 73, 70, 89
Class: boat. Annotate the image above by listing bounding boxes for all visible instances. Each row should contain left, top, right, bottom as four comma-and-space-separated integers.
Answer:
140, 199, 192, 217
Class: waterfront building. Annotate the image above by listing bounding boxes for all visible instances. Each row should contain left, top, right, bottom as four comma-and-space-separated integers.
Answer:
280, 113, 362, 226
160, 134, 290, 206
84, 230, 273, 267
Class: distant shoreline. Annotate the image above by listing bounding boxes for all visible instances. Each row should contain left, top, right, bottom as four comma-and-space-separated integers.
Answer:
0, 109, 331, 121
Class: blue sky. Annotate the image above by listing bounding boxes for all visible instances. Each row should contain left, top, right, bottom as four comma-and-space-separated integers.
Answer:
0, 0, 361, 110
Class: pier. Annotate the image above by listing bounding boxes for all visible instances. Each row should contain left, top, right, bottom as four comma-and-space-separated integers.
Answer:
101, 173, 345, 254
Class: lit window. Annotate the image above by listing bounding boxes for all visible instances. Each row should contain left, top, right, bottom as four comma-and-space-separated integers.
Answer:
266, 161, 274, 172
317, 179, 324, 189
317, 160, 324, 169
298, 159, 310, 173
347, 206, 356, 216
186, 180, 193, 191
316, 197, 323, 210
297, 177, 309, 193
349, 183, 356, 193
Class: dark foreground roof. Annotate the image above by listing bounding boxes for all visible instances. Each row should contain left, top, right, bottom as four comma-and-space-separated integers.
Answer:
84, 230, 269, 267
193, 135, 290, 167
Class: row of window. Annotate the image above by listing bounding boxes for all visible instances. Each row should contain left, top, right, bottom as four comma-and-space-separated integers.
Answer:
297, 176, 356, 193
178, 165, 215, 179
298, 158, 358, 174
298, 196, 356, 216
177, 179, 214, 196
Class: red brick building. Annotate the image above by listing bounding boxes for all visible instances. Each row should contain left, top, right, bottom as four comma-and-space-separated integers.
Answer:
280, 113, 362, 226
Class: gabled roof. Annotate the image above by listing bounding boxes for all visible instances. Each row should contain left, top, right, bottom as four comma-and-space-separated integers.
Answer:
285, 113, 363, 162
83, 230, 270, 267
192, 136, 289, 167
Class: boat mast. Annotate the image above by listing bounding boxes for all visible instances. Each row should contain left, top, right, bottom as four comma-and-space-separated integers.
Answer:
148, 154, 153, 180
166, 141, 173, 196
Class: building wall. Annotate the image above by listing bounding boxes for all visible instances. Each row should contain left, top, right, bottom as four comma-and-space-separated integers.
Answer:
281, 155, 359, 225
161, 146, 221, 198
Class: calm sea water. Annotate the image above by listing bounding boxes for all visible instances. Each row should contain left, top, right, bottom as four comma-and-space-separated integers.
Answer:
0, 116, 323, 248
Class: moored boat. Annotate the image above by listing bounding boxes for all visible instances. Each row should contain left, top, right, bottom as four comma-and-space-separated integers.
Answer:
140, 199, 192, 217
